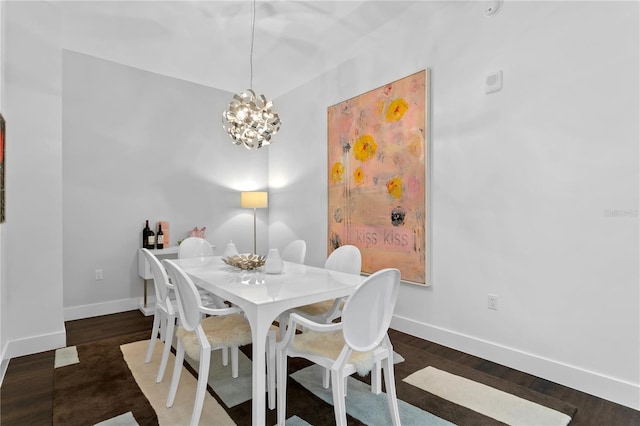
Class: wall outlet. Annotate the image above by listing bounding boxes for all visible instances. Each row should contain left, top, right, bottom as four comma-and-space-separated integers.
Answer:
95, 269, 103, 280
485, 70, 503, 94
488, 294, 498, 310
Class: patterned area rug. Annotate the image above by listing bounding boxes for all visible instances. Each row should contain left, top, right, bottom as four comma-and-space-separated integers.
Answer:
53, 333, 577, 425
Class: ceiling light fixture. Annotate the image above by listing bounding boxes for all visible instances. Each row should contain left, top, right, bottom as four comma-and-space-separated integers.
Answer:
222, 0, 281, 150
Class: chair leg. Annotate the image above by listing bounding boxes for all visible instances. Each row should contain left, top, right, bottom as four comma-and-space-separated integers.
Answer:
159, 316, 166, 341
371, 360, 382, 394
278, 313, 288, 336
231, 346, 239, 378
344, 375, 348, 397
190, 348, 211, 426
331, 369, 347, 426
267, 331, 276, 410
156, 316, 175, 383
276, 349, 288, 426
322, 367, 330, 389
382, 355, 401, 426
145, 311, 161, 363
222, 346, 229, 366
166, 340, 185, 408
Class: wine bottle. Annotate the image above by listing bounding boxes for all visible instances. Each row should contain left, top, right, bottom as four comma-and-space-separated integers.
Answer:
142, 220, 151, 248
147, 224, 155, 249
156, 223, 164, 249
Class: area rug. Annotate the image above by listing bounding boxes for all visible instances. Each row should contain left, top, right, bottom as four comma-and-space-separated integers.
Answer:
404, 366, 572, 425
182, 342, 254, 408
290, 364, 454, 426
120, 339, 236, 425
390, 339, 578, 425
53, 333, 578, 426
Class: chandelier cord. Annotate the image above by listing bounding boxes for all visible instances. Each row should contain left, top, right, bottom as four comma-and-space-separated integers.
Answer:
249, 0, 255, 91
222, 0, 280, 150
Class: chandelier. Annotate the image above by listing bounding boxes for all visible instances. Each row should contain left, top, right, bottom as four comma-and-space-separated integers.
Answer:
222, 0, 281, 150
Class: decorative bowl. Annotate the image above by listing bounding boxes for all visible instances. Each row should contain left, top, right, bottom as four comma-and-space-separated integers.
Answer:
222, 254, 266, 270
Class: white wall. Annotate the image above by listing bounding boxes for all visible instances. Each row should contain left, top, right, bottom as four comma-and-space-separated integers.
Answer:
0, 0, 637, 411
62, 51, 269, 319
269, 1, 639, 409
0, 0, 4, 378
2, 1, 66, 358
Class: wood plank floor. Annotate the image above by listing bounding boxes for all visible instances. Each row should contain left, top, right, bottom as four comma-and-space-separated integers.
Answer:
1, 310, 638, 425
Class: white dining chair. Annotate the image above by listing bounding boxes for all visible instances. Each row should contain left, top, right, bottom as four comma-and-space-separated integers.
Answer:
163, 259, 277, 426
292, 245, 361, 323
178, 237, 214, 259
276, 268, 402, 426
141, 248, 178, 384
281, 239, 307, 264
178, 237, 227, 309
275, 239, 307, 333
283, 245, 362, 389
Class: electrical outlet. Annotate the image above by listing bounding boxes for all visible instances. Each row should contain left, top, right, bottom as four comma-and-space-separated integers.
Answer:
95, 269, 103, 280
488, 294, 498, 310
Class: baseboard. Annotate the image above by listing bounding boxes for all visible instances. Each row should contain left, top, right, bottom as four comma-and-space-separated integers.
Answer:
64, 297, 140, 321
391, 315, 640, 411
0, 298, 144, 384
4, 329, 66, 359
0, 327, 66, 387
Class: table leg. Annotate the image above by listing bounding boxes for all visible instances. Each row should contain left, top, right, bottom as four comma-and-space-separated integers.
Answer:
244, 309, 275, 426
143, 279, 148, 308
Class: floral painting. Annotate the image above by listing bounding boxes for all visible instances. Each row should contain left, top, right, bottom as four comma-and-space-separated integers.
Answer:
328, 70, 429, 285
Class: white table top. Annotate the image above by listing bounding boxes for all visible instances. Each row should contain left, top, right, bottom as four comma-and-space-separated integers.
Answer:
172, 256, 364, 310
171, 256, 365, 426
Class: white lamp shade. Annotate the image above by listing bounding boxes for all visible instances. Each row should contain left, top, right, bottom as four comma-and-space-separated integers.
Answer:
241, 191, 268, 209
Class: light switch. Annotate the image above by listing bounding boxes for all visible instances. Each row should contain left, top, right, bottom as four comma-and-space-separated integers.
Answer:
485, 70, 503, 94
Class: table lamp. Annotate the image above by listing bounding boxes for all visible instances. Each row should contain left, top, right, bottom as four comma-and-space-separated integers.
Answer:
241, 191, 268, 255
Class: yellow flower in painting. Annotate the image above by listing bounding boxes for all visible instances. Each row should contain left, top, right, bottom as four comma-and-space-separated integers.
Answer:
386, 177, 403, 199
409, 134, 422, 158
386, 98, 409, 122
331, 162, 344, 183
353, 167, 365, 185
354, 135, 377, 162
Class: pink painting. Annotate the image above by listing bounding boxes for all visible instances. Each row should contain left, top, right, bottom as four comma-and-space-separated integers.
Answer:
327, 70, 429, 285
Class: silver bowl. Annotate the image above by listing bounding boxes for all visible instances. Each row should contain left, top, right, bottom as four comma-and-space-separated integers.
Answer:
222, 254, 266, 270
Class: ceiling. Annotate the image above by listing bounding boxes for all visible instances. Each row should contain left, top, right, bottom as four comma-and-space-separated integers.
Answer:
60, 1, 420, 98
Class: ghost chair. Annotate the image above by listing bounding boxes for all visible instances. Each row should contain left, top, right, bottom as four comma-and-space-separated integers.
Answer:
163, 259, 277, 426
141, 248, 179, 383
178, 236, 228, 309
276, 268, 401, 426
292, 245, 361, 324
285, 245, 363, 389
281, 239, 307, 264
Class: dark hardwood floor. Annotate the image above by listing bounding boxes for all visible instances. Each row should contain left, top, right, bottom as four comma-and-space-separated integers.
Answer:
1, 310, 638, 425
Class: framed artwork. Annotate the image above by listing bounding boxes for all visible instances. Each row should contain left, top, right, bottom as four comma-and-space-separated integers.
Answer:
327, 70, 430, 285
0, 113, 5, 223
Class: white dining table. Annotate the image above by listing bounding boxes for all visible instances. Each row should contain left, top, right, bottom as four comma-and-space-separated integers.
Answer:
171, 256, 366, 426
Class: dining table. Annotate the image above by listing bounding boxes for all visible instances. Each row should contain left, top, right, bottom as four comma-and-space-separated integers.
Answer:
171, 255, 366, 426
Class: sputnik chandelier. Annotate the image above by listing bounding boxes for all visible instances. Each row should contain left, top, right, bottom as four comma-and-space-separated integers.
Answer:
222, 0, 281, 150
